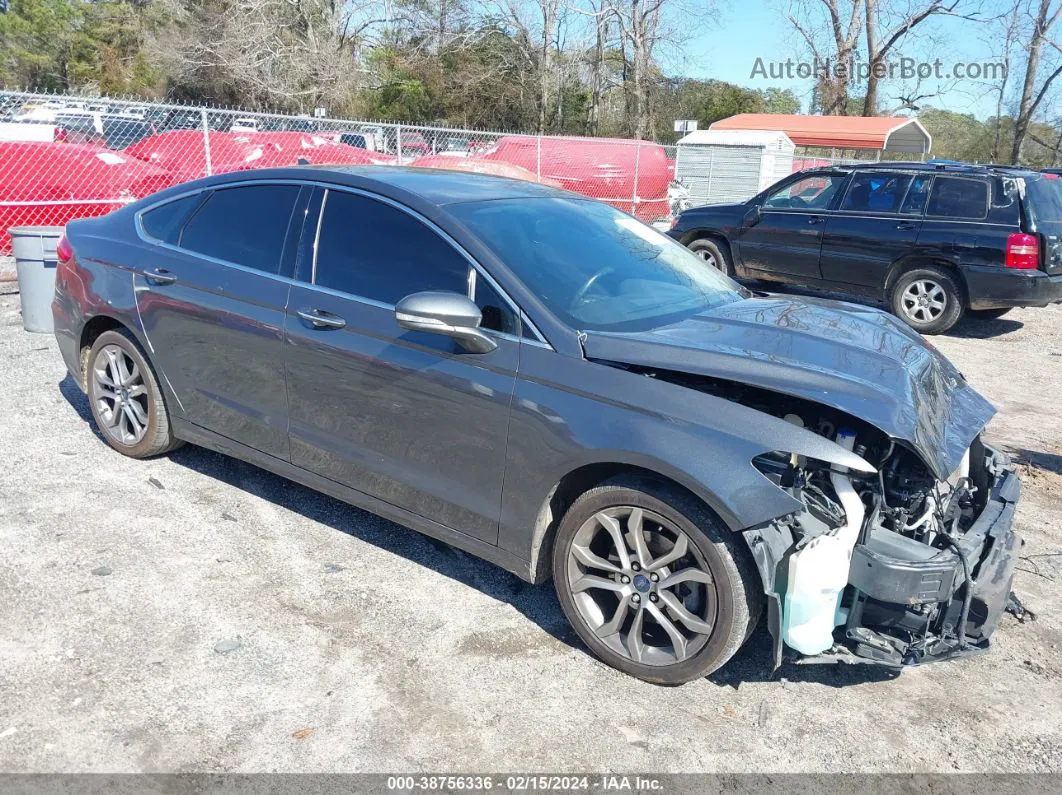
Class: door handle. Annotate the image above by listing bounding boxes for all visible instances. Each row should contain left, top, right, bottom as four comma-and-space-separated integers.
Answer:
297, 308, 346, 329
895, 222, 916, 231
144, 268, 176, 285
807, 216, 825, 225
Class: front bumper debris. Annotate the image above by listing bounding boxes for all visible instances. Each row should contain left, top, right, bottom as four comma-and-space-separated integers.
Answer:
744, 444, 1023, 669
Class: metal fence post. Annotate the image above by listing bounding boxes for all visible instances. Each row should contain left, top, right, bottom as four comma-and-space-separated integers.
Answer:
396, 124, 403, 161
631, 142, 642, 215
200, 109, 212, 177
536, 136, 542, 182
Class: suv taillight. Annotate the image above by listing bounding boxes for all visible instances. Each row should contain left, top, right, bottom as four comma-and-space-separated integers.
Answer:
53, 126, 67, 143
1005, 233, 1039, 270
56, 232, 73, 264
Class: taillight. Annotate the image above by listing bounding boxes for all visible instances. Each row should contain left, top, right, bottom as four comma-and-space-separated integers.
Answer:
53, 126, 67, 143
1005, 233, 1040, 270
56, 233, 73, 264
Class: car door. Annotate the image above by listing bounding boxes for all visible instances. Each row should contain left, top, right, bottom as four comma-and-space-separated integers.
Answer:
818, 171, 927, 291
283, 187, 521, 544
737, 172, 850, 282
134, 182, 308, 459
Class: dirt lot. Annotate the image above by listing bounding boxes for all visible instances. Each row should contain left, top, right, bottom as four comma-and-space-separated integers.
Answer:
0, 279, 1060, 773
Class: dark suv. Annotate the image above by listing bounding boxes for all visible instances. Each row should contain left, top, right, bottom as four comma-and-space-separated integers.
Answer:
669, 163, 1062, 333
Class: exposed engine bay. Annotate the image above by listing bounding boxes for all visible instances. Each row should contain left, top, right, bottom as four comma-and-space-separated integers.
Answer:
627, 367, 1022, 667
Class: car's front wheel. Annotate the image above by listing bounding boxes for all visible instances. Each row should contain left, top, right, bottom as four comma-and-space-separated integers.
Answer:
687, 238, 733, 277
888, 266, 964, 334
552, 476, 762, 685
86, 328, 182, 458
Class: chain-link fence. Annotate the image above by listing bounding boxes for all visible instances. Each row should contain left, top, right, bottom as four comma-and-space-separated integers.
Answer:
0, 89, 692, 252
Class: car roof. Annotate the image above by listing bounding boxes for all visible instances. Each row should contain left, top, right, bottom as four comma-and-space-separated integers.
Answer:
806, 161, 1045, 179
195, 165, 572, 205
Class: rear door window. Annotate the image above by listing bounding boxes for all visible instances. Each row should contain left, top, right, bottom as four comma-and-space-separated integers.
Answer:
840, 173, 913, 214
900, 176, 932, 215
925, 177, 989, 219
179, 184, 301, 274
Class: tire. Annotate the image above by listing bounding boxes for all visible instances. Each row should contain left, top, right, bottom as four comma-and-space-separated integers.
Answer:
86, 328, 182, 458
687, 238, 733, 277
968, 307, 1012, 320
552, 475, 762, 685
888, 265, 964, 334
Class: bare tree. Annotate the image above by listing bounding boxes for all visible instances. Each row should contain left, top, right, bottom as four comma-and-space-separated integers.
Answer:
785, 0, 864, 115
862, 0, 960, 115
1011, 0, 1062, 163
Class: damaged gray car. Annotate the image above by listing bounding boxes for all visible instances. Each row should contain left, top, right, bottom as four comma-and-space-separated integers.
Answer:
53, 168, 1022, 685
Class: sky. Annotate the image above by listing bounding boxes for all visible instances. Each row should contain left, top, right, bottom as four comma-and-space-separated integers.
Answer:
663, 0, 1007, 120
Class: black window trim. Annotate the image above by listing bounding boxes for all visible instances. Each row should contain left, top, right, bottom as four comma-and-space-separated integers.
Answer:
307, 185, 548, 347
134, 178, 551, 347
923, 174, 991, 222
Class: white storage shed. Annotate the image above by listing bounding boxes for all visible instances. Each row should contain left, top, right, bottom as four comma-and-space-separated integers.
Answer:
674, 129, 795, 205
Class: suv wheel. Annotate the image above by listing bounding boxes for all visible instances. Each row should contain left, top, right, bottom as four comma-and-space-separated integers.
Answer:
552, 476, 762, 685
86, 328, 182, 458
687, 238, 733, 277
888, 266, 964, 334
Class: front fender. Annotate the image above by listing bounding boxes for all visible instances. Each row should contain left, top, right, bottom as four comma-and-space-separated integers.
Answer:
498, 346, 873, 570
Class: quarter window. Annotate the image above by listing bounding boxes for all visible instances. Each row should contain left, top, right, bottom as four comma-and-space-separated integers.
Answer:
179, 185, 301, 274
313, 190, 469, 304
926, 177, 989, 219
141, 194, 200, 245
474, 276, 519, 335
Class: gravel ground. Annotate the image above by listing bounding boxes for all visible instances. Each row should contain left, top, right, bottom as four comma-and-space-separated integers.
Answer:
0, 280, 1060, 774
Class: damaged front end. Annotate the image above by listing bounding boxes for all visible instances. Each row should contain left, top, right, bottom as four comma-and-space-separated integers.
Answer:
745, 423, 1022, 668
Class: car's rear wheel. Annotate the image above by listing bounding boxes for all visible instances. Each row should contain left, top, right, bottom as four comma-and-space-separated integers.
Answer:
968, 307, 1012, 320
86, 328, 181, 458
888, 266, 964, 334
687, 238, 733, 277
552, 476, 761, 685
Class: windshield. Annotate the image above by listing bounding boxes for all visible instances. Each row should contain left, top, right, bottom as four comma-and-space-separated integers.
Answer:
450, 198, 745, 331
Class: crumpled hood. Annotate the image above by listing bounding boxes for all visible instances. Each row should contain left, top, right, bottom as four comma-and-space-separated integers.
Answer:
582, 294, 995, 479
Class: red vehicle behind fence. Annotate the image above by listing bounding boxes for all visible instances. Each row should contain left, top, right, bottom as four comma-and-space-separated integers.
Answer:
0, 141, 173, 253
480, 136, 674, 223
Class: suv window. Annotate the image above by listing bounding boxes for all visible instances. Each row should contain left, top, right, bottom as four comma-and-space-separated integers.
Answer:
763, 174, 847, 210
840, 173, 913, 214
180, 185, 300, 273
900, 176, 932, 215
141, 194, 200, 245
314, 190, 469, 304
926, 176, 988, 219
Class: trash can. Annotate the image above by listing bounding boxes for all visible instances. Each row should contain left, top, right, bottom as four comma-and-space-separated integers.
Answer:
9, 225, 63, 333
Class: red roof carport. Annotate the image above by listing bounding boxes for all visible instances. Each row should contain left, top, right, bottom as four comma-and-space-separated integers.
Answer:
709, 114, 931, 154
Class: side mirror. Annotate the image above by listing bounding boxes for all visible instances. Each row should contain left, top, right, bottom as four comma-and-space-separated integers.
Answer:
395, 291, 498, 354
743, 204, 763, 227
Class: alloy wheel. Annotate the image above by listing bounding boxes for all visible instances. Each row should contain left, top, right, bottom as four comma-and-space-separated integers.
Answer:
565, 506, 718, 666
92, 344, 149, 446
695, 248, 718, 270
900, 279, 947, 323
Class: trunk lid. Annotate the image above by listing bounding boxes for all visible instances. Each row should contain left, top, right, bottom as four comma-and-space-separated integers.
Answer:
1026, 174, 1062, 274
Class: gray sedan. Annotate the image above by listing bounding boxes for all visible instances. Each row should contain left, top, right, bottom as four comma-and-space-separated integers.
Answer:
52, 167, 1020, 684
